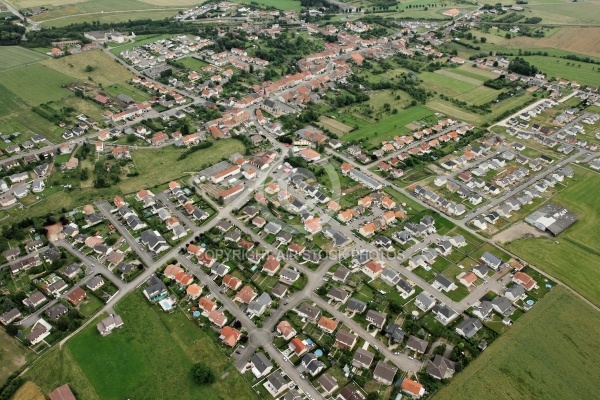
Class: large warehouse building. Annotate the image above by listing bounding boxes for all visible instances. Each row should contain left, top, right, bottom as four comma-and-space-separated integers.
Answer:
525, 203, 578, 236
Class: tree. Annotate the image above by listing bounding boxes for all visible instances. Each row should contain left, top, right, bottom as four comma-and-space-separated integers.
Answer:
191, 362, 216, 385
5, 324, 18, 336
126, 134, 136, 143
84, 65, 95, 72
366, 392, 380, 400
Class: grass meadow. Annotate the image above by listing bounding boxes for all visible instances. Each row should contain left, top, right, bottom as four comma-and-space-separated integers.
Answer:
230, 0, 302, 11
505, 165, 600, 307
42, 49, 135, 86
340, 106, 435, 148
0, 47, 48, 71
121, 139, 245, 193
24, 291, 257, 400
513, 55, 600, 87
0, 63, 74, 105
435, 286, 600, 400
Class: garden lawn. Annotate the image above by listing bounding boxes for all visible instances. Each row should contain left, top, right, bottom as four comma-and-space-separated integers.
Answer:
179, 56, 209, 71
26, 291, 258, 400
0, 46, 49, 71
121, 139, 245, 193
505, 165, 600, 307
435, 286, 600, 400
0, 63, 74, 105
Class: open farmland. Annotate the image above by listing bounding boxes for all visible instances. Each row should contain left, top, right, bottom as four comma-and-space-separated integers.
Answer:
435, 286, 600, 400
420, 71, 478, 97
24, 0, 185, 23
12, 381, 45, 400
0, 47, 48, 71
121, 139, 245, 193
230, 0, 302, 11
0, 63, 73, 105
42, 10, 179, 27
341, 106, 435, 148
505, 166, 600, 307
25, 291, 257, 400
42, 49, 135, 86
319, 115, 354, 136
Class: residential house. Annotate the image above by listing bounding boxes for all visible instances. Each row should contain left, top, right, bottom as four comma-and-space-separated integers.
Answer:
427, 355, 456, 380
352, 348, 375, 369
373, 362, 397, 385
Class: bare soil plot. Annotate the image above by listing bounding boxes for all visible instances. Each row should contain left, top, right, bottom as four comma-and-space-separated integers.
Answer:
319, 115, 354, 136
493, 221, 548, 244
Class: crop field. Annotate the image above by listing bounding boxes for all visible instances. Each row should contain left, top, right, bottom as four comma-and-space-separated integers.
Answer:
43, 49, 135, 86
513, 56, 600, 87
121, 139, 245, 193
0, 63, 74, 105
12, 381, 45, 400
0, 329, 29, 386
341, 106, 435, 148
24, 291, 257, 400
434, 69, 485, 86
230, 0, 302, 11
436, 286, 600, 400
0, 47, 48, 71
505, 166, 600, 307
319, 115, 354, 136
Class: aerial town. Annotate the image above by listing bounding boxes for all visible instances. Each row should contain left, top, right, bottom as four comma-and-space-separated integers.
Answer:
0, 0, 599, 399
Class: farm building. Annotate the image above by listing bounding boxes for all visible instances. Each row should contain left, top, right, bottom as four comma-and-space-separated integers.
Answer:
525, 203, 578, 236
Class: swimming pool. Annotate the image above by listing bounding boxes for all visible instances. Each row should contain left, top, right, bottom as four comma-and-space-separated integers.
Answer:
159, 299, 173, 311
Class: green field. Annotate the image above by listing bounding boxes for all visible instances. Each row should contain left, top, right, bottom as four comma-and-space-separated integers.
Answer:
436, 286, 600, 400
0, 63, 74, 105
420, 71, 478, 96
104, 83, 151, 102
121, 139, 245, 193
506, 165, 600, 307
231, 0, 302, 11
43, 49, 135, 86
24, 291, 257, 400
456, 86, 500, 105
0, 47, 49, 71
178, 56, 210, 71
43, 10, 180, 28
426, 91, 535, 125
0, 329, 29, 386
340, 106, 435, 147
514, 56, 600, 87
110, 33, 175, 55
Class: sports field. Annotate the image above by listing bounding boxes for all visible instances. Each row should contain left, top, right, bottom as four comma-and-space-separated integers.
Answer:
25, 291, 257, 400
43, 49, 135, 86
121, 139, 245, 193
0, 63, 74, 105
0, 47, 48, 71
506, 165, 600, 307
436, 286, 600, 400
